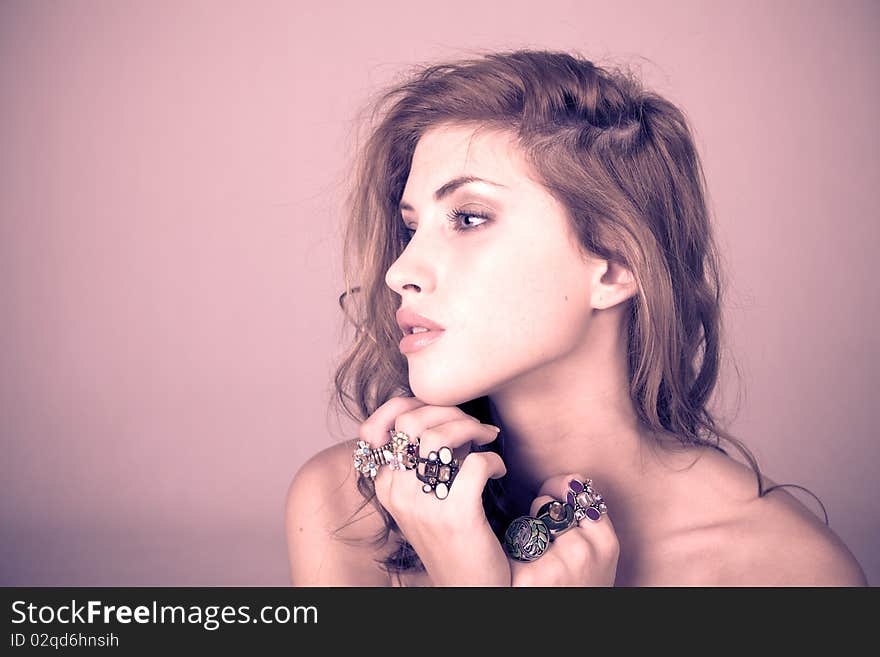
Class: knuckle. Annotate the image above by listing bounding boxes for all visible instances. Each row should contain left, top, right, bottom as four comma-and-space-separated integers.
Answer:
543, 554, 567, 580
484, 452, 506, 479
485, 450, 503, 468
357, 420, 373, 443
605, 534, 621, 557
394, 410, 414, 428
560, 534, 591, 561
417, 426, 442, 446
360, 418, 388, 445
463, 452, 488, 477
591, 532, 619, 560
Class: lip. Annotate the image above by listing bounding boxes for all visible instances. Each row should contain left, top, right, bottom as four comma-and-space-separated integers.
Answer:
395, 308, 446, 355
399, 329, 445, 355
395, 307, 445, 335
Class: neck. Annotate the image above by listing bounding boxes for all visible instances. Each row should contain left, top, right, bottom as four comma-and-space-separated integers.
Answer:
485, 310, 682, 528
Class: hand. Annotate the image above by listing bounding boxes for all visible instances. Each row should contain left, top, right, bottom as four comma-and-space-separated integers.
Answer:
509, 473, 620, 587
359, 396, 509, 586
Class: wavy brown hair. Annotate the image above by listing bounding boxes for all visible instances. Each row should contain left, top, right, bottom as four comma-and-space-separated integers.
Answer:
329, 48, 827, 576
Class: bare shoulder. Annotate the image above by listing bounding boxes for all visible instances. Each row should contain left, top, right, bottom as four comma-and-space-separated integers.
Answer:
285, 439, 394, 586
680, 449, 868, 586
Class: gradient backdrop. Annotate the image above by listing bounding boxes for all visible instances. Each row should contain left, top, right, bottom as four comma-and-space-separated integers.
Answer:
1, 0, 877, 586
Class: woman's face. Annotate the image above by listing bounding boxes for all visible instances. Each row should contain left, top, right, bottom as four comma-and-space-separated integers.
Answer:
385, 124, 602, 406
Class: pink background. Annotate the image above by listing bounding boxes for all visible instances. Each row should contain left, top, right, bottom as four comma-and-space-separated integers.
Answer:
1, 0, 877, 586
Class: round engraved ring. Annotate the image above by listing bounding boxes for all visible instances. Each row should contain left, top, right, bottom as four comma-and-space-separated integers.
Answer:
504, 515, 551, 562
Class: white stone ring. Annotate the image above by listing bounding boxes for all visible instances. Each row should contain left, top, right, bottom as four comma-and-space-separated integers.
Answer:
415, 445, 459, 500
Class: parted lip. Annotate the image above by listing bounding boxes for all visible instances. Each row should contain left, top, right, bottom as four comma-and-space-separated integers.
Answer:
396, 307, 445, 335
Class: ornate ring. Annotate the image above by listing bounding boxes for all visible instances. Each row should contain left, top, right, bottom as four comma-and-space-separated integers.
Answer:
386, 429, 419, 471
504, 515, 551, 562
352, 439, 390, 479
566, 479, 608, 523
415, 445, 459, 500
535, 500, 576, 539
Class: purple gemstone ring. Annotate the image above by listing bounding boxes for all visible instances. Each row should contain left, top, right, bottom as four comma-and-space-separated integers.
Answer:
566, 478, 608, 523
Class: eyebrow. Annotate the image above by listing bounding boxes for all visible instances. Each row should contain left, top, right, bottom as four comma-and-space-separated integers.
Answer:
398, 176, 507, 212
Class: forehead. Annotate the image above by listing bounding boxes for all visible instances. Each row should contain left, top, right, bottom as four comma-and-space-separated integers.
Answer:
405, 124, 527, 191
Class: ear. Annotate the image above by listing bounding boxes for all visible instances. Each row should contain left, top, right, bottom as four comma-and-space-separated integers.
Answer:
590, 259, 638, 310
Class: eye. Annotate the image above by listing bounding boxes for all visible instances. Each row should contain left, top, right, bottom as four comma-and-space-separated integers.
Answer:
446, 209, 490, 232
398, 208, 491, 246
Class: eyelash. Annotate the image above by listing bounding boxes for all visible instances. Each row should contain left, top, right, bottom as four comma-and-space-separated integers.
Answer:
399, 207, 491, 244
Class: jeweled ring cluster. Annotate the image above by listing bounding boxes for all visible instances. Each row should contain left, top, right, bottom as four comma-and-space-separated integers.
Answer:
351, 430, 419, 479
352, 430, 459, 500
567, 479, 607, 523
503, 479, 610, 561
352, 440, 384, 479
387, 430, 419, 471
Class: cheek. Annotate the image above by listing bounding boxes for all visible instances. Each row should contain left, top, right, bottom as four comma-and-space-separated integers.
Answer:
459, 258, 591, 356
404, 237, 593, 405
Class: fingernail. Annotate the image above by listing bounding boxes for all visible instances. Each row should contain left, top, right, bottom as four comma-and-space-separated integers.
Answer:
486, 424, 501, 433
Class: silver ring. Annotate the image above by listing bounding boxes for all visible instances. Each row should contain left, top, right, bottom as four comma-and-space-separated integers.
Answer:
535, 500, 576, 538
504, 515, 550, 562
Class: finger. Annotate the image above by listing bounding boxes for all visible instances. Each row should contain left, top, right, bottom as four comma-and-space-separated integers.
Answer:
380, 407, 492, 501
359, 395, 426, 448
507, 558, 542, 587
393, 404, 473, 440
536, 473, 575, 498
397, 404, 467, 432
416, 418, 501, 457
446, 451, 506, 502
361, 397, 426, 500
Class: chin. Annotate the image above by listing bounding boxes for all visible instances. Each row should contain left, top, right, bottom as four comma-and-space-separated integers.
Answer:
408, 374, 487, 409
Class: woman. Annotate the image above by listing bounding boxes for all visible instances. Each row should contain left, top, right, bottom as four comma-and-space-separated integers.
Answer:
285, 49, 867, 586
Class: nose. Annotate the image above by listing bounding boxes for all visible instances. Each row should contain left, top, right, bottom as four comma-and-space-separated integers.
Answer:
384, 238, 435, 297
